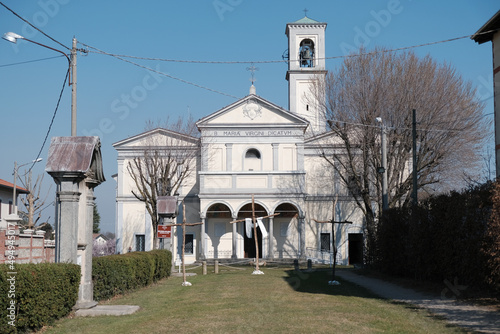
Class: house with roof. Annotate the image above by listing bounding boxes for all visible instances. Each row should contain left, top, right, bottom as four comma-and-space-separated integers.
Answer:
113, 15, 365, 265
0, 178, 29, 228
472, 10, 500, 178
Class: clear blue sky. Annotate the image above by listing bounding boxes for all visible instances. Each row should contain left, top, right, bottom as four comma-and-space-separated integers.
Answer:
0, 1, 498, 234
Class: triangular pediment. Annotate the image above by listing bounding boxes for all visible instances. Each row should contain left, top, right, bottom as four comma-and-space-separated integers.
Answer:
112, 128, 199, 150
196, 94, 309, 130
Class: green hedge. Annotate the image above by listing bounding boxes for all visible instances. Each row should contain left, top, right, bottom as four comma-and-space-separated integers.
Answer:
0, 263, 80, 333
0, 250, 171, 332
92, 249, 171, 301
376, 182, 497, 292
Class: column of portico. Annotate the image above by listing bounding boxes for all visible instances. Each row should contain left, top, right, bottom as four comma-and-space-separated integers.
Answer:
231, 213, 238, 259
268, 217, 274, 259
299, 214, 306, 260
200, 214, 206, 260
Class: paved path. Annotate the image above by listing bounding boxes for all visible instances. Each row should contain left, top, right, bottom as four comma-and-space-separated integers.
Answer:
336, 270, 500, 333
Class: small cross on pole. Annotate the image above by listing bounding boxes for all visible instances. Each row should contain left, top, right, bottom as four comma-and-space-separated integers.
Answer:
167, 201, 202, 286
231, 194, 279, 274
303, 8, 308, 17
313, 196, 352, 285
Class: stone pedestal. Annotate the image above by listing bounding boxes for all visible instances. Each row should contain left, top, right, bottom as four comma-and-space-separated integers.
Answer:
46, 136, 105, 310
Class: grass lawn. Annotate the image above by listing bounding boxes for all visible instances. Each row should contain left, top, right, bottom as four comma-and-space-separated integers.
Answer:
44, 265, 465, 334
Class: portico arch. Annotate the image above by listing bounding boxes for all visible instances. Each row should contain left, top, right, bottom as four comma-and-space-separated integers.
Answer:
273, 202, 300, 259
237, 202, 269, 258
205, 203, 233, 259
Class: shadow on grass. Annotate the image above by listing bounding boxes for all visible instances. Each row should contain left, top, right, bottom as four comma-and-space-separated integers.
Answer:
283, 268, 381, 299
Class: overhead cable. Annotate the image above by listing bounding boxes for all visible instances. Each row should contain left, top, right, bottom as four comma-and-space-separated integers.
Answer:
29, 70, 69, 172
0, 55, 65, 68
79, 31, 497, 65
0, 1, 70, 51
79, 42, 241, 99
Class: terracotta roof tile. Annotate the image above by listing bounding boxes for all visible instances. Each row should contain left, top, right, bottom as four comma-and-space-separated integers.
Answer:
0, 178, 29, 193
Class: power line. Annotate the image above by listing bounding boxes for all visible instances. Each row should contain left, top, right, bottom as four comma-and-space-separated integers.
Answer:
0, 1, 70, 51
78, 31, 497, 65
79, 42, 241, 99
28, 70, 69, 173
326, 113, 491, 135
0, 55, 65, 68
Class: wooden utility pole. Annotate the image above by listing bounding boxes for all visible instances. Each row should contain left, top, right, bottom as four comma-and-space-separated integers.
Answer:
313, 197, 352, 284
167, 201, 202, 286
230, 194, 278, 273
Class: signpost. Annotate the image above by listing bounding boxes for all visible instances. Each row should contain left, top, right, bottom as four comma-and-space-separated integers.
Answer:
157, 225, 171, 239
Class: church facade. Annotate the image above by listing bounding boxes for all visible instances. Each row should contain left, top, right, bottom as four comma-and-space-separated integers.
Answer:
113, 16, 365, 265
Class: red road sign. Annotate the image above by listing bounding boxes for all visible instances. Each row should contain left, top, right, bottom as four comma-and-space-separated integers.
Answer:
157, 225, 171, 238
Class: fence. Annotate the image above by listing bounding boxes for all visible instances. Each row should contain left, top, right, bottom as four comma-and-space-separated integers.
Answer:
0, 224, 55, 264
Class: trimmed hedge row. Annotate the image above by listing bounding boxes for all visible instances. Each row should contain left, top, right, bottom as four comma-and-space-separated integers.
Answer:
93, 249, 171, 301
0, 263, 80, 333
376, 181, 498, 292
0, 250, 171, 332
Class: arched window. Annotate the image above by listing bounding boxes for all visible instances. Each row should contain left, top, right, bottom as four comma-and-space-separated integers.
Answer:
245, 149, 261, 159
299, 39, 315, 68
244, 148, 261, 171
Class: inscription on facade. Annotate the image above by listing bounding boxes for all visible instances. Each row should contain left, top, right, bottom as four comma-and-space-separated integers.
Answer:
209, 130, 301, 137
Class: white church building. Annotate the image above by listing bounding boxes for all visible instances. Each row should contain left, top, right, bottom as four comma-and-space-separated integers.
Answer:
113, 16, 365, 265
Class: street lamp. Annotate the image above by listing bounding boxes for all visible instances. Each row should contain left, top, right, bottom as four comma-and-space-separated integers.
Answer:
12, 158, 43, 216
2, 32, 78, 136
376, 117, 388, 211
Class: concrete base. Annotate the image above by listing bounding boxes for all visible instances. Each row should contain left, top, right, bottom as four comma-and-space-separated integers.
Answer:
74, 300, 98, 310
75, 305, 140, 317
171, 272, 197, 277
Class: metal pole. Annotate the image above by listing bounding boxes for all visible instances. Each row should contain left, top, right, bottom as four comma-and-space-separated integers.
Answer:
12, 161, 17, 215
381, 124, 388, 211
412, 109, 418, 207
71, 37, 77, 136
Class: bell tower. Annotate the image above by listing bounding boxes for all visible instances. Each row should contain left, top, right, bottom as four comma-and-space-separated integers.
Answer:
286, 15, 327, 134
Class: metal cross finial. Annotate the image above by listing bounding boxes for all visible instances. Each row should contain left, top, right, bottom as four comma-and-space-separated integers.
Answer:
246, 63, 259, 85
303, 8, 308, 17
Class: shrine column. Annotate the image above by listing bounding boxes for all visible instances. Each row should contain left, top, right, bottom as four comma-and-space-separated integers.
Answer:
53, 179, 81, 264
76, 186, 97, 309
268, 216, 274, 259
231, 213, 238, 259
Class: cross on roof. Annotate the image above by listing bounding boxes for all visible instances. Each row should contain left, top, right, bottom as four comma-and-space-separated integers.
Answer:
246, 63, 259, 85
303, 8, 308, 17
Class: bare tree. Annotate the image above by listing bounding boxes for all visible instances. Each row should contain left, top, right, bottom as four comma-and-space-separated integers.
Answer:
19, 171, 51, 230
311, 47, 488, 263
127, 117, 200, 249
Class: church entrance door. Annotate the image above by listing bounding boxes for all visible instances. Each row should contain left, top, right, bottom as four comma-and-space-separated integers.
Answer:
244, 226, 262, 258
238, 202, 268, 259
